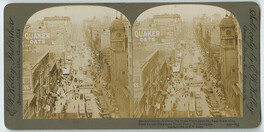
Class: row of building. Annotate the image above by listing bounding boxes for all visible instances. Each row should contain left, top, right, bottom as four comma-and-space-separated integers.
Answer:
23, 16, 73, 118
83, 14, 134, 118
132, 13, 185, 118
133, 48, 172, 118
194, 13, 243, 116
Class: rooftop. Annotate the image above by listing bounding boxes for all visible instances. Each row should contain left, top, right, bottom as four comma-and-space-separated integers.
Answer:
153, 14, 180, 19
43, 16, 71, 21
133, 47, 158, 75
110, 18, 125, 30
23, 50, 49, 77
220, 15, 235, 28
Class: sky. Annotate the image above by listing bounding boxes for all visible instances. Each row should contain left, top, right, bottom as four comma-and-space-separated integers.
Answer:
27, 4, 232, 24
27, 6, 118, 24
136, 4, 231, 21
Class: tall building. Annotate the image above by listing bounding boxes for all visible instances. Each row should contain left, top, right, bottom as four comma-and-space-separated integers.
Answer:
153, 14, 180, 26
133, 13, 183, 47
109, 18, 132, 117
220, 14, 238, 84
43, 16, 72, 45
219, 14, 241, 116
23, 16, 73, 62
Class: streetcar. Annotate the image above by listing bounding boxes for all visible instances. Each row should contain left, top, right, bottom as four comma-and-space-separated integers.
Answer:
78, 102, 86, 118
195, 98, 203, 116
189, 98, 196, 117
85, 101, 93, 118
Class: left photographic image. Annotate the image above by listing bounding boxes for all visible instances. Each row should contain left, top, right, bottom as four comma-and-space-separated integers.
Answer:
22, 6, 133, 119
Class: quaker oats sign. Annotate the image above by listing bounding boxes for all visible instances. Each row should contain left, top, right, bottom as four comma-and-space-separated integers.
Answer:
134, 30, 161, 43
24, 28, 51, 45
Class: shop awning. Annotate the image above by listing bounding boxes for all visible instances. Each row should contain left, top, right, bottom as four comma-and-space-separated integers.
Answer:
62, 68, 70, 75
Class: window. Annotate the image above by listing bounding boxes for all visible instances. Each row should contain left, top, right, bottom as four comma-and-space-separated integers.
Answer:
228, 40, 233, 45
232, 69, 236, 72
226, 30, 231, 35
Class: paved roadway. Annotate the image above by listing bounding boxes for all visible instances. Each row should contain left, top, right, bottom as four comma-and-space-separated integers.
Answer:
52, 37, 102, 118
164, 38, 212, 118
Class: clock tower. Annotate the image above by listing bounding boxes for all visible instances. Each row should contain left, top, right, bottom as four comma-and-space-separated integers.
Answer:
220, 14, 238, 93
110, 18, 128, 89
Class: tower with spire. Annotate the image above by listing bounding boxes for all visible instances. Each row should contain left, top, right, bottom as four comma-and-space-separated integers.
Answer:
109, 13, 131, 117
219, 13, 241, 116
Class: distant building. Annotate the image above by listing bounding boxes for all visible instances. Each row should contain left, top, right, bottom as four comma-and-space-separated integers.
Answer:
153, 14, 180, 26
194, 13, 222, 58
84, 25, 101, 67
43, 16, 72, 45
133, 13, 183, 47
23, 16, 73, 60
43, 16, 71, 28
194, 13, 223, 79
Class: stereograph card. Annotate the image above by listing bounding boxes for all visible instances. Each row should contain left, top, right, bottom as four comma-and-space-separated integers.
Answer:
3, 2, 261, 129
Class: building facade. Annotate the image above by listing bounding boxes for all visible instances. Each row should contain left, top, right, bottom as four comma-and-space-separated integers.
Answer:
133, 49, 169, 118
23, 51, 57, 119
219, 14, 242, 116
43, 16, 72, 46
133, 13, 183, 48
109, 18, 132, 118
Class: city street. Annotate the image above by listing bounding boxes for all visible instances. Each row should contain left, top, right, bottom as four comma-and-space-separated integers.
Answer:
163, 28, 220, 117
48, 30, 111, 119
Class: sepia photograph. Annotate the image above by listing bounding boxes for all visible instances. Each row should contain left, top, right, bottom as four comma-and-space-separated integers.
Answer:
22, 4, 243, 119
22, 6, 133, 119
3, 1, 261, 129
132, 5, 243, 118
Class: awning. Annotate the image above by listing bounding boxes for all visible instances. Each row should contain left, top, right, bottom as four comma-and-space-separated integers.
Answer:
62, 68, 70, 75
172, 66, 180, 73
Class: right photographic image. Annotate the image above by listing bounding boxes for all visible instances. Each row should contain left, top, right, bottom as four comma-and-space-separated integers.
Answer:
132, 5, 243, 118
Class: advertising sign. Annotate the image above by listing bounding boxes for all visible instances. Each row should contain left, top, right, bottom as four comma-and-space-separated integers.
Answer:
24, 28, 51, 45
134, 30, 160, 43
